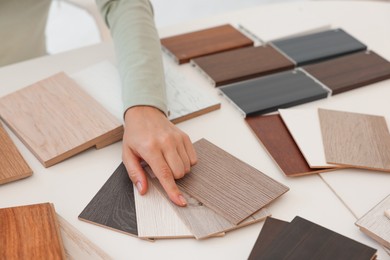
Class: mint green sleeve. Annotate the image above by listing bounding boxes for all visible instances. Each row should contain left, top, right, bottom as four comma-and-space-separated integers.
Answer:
96, 0, 168, 116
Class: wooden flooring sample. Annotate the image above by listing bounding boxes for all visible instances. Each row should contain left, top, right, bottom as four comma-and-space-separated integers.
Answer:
251, 216, 377, 260
319, 109, 390, 172
356, 194, 390, 249
303, 51, 390, 95
175, 138, 288, 225
245, 114, 335, 177
219, 69, 329, 116
78, 163, 138, 237
271, 28, 367, 66
191, 45, 294, 87
0, 72, 123, 167
0, 122, 32, 184
0, 203, 66, 259
161, 24, 254, 64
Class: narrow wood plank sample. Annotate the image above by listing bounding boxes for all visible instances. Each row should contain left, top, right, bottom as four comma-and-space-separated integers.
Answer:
319, 109, 390, 172
57, 214, 112, 260
219, 69, 329, 116
175, 138, 288, 225
250, 216, 377, 260
147, 175, 270, 239
356, 194, 390, 249
161, 24, 254, 64
0, 122, 32, 184
271, 28, 367, 66
78, 163, 138, 237
191, 45, 294, 87
303, 51, 390, 95
0, 203, 66, 259
0, 72, 123, 167
245, 114, 335, 177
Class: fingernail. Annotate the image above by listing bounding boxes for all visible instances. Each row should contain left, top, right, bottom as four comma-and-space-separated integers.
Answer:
385, 209, 390, 220
136, 182, 143, 193
178, 194, 187, 206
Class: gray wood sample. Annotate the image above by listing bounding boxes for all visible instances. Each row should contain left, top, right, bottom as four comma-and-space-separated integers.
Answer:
271, 28, 367, 66
176, 138, 289, 225
318, 109, 390, 172
78, 163, 138, 237
219, 70, 329, 116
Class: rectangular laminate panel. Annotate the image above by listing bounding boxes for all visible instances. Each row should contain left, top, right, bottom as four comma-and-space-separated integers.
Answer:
0, 122, 32, 184
175, 138, 288, 225
271, 28, 367, 66
219, 69, 329, 117
303, 51, 390, 95
0, 72, 123, 167
257, 216, 377, 260
161, 24, 254, 64
191, 45, 295, 87
245, 114, 336, 177
0, 203, 66, 259
318, 109, 390, 172
356, 194, 390, 249
78, 163, 138, 237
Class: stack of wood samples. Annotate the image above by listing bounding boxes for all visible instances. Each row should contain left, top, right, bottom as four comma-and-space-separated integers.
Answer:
161, 24, 254, 64
248, 216, 377, 260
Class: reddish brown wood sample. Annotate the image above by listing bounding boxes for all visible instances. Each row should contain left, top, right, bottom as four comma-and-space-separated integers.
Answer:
245, 114, 337, 177
0, 203, 66, 259
0, 122, 32, 184
191, 45, 295, 86
303, 51, 390, 95
161, 24, 254, 64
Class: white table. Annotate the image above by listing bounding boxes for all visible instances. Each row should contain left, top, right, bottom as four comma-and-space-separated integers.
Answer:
1, 1, 389, 259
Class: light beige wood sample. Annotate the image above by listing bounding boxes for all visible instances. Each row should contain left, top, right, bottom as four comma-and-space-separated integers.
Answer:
319, 109, 390, 172
148, 175, 270, 239
356, 194, 390, 249
57, 214, 112, 260
0, 72, 123, 167
0, 122, 32, 184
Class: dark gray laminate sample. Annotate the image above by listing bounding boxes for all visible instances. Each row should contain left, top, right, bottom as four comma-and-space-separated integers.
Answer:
78, 163, 138, 237
220, 70, 329, 116
271, 28, 367, 66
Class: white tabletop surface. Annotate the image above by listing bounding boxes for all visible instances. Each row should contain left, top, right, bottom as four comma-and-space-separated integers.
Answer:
1, 1, 390, 259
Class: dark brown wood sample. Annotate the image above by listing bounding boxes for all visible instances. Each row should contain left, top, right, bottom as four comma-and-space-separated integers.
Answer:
191, 45, 295, 86
176, 138, 289, 225
0, 122, 32, 184
0, 203, 66, 259
245, 114, 337, 177
303, 51, 390, 95
251, 216, 377, 260
161, 24, 254, 64
78, 163, 138, 237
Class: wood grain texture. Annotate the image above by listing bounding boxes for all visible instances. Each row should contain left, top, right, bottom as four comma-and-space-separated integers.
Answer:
191, 45, 294, 87
57, 214, 112, 260
245, 114, 336, 177
0, 72, 123, 167
319, 109, 390, 172
0, 121, 32, 184
161, 24, 254, 64
303, 51, 390, 95
78, 163, 138, 237
257, 216, 377, 260
271, 28, 367, 66
0, 203, 66, 259
219, 69, 329, 116
147, 175, 270, 239
175, 138, 288, 225
356, 194, 390, 249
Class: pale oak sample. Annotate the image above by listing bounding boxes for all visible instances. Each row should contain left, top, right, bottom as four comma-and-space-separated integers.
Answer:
356, 194, 390, 249
0, 203, 66, 259
0, 72, 123, 167
319, 109, 390, 172
0, 122, 32, 184
176, 138, 288, 225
